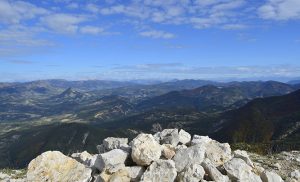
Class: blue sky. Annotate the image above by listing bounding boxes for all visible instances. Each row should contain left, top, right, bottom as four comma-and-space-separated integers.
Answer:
0, 0, 300, 81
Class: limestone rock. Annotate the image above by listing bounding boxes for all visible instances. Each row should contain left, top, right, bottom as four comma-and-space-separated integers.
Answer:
162, 144, 176, 159
177, 164, 205, 182
160, 129, 180, 146
126, 166, 145, 182
93, 149, 128, 173
95, 170, 111, 182
71, 151, 93, 167
290, 169, 300, 180
261, 171, 284, 182
27, 151, 92, 182
224, 158, 261, 182
141, 159, 177, 182
173, 144, 206, 172
178, 129, 191, 145
103, 137, 128, 151
175, 144, 187, 151
191, 135, 212, 146
233, 150, 254, 167
131, 134, 161, 166
97, 144, 106, 154
201, 158, 229, 182
109, 169, 131, 182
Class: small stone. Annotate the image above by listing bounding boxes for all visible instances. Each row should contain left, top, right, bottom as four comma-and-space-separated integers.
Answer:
201, 158, 229, 182
162, 144, 176, 159
109, 169, 131, 182
103, 137, 128, 151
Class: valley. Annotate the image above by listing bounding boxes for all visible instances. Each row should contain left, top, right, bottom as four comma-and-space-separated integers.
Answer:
0, 79, 299, 168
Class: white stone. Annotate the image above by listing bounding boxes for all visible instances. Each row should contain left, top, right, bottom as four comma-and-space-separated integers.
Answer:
177, 164, 205, 182
126, 166, 145, 182
71, 151, 93, 167
233, 150, 254, 167
141, 159, 177, 182
131, 134, 161, 166
261, 171, 284, 182
173, 144, 206, 172
178, 129, 191, 145
103, 137, 128, 151
191, 135, 212, 146
162, 144, 176, 159
201, 158, 230, 182
97, 144, 106, 154
93, 149, 128, 173
175, 144, 187, 151
290, 170, 300, 180
160, 129, 180, 146
27, 151, 92, 182
224, 158, 262, 182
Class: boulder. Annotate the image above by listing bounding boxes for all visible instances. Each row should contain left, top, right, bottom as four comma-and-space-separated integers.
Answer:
131, 134, 161, 166
109, 169, 131, 182
71, 151, 93, 167
177, 164, 205, 182
191, 135, 212, 146
224, 158, 262, 182
290, 170, 300, 180
178, 129, 191, 145
27, 151, 92, 182
103, 137, 128, 151
261, 171, 284, 182
201, 158, 229, 182
173, 144, 206, 172
233, 150, 254, 167
93, 149, 128, 173
141, 159, 177, 182
160, 129, 180, 146
126, 166, 145, 182
162, 144, 176, 159
191, 135, 231, 166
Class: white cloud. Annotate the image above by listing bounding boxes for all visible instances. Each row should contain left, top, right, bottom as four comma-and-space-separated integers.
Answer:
80, 26, 104, 35
0, 0, 48, 24
139, 30, 175, 39
258, 0, 300, 20
41, 13, 87, 34
222, 24, 247, 30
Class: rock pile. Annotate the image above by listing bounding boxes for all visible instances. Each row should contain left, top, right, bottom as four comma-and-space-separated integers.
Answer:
25, 129, 296, 182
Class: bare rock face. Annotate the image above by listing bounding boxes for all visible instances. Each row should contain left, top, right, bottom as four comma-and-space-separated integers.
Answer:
131, 134, 161, 166
27, 151, 92, 182
224, 158, 262, 182
177, 164, 205, 182
141, 159, 177, 182
93, 149, 128, 173
261, 171, 284, 182
173, 144, 206, 172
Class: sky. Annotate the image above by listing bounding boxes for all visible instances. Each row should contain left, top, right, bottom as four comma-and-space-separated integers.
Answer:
0, 0, 300, 82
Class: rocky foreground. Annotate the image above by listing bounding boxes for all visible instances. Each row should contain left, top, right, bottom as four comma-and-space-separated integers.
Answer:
1, 129, 300, 182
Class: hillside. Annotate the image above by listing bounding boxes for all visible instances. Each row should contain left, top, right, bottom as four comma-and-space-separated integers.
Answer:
214, 89, 300, 144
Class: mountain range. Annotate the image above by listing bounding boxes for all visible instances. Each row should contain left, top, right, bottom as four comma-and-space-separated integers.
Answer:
0, 79, 299, 168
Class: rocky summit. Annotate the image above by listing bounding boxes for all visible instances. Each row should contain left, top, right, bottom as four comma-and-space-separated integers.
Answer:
4, 129, 300, 182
